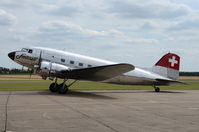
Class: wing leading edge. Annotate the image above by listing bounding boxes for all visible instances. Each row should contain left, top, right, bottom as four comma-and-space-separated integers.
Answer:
60, 63, 135, 81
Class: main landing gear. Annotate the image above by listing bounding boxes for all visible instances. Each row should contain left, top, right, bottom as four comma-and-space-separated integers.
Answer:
153, 85, 160, 92
49, 78, 77, 94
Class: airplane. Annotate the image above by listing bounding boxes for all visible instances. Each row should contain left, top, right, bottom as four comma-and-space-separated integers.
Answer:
8, 47, 182, 94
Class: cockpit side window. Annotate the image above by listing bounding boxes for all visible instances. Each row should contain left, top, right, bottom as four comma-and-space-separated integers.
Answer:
21, 48, 33, 53
21, 48, 28, 52
28, 49, 33, 53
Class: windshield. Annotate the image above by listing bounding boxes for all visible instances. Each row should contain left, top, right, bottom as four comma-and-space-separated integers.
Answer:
21, 48, 28, 52
21, 48, 33, 53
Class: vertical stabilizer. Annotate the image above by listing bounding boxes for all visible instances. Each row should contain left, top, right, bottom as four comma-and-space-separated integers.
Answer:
152, 53, 180, 80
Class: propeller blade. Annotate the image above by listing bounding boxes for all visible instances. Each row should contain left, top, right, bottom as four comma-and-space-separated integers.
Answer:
38, 51, 42, 68
29, 69, 34, 79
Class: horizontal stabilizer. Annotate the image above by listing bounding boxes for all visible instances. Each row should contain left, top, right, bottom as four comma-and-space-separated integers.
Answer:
60, 63, 135, 81
155, 79, 187, 85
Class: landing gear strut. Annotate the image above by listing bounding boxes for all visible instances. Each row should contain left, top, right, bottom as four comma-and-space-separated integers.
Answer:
153, 85, 160, 92
49, 78, 59, 92
58, 79, 68, 94
49, 78, 77, 94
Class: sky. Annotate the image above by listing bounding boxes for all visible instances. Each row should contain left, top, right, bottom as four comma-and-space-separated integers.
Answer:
0, 0, 199, 71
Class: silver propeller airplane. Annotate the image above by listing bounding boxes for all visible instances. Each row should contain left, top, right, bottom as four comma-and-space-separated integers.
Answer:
8, 47, 182, 94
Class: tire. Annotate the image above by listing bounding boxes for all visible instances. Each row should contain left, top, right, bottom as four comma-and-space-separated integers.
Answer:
58, 84, 68, 94
49, 83, 59, 92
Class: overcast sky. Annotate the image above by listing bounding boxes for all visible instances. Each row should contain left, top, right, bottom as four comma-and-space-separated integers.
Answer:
0, 0, 198, 71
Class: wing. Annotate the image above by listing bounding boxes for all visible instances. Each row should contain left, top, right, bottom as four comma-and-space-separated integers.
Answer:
59, 63, 134, 81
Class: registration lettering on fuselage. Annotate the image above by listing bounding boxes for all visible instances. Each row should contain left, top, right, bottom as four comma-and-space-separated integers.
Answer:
16, 54, 37, 61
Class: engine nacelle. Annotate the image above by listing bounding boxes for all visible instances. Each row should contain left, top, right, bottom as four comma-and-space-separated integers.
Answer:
38, 61, 70, 79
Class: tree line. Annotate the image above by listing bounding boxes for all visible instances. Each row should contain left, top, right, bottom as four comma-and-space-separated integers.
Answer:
179, 72, 199, 76
0, 67, 199, 76
0, 67, 30, 74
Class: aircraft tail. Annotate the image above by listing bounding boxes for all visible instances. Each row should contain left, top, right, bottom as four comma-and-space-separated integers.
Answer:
152, 53, 180, 80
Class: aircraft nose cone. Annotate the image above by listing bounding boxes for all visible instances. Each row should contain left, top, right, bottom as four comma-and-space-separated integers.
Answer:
8, 52, 15, 60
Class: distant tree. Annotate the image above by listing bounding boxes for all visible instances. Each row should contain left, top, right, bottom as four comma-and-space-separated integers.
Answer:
0, 67, 30, 74
180, 72, 199, 76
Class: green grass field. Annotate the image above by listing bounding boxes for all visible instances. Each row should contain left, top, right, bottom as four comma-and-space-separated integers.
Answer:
0, 80, 198, 91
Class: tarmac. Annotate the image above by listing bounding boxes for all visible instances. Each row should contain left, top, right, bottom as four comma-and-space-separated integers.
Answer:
0, 90, 199, 132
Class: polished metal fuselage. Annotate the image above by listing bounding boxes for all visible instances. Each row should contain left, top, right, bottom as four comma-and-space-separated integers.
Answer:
13, 47, 171, 85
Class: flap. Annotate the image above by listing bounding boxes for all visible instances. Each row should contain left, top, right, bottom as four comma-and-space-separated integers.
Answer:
61, 63, 134, 81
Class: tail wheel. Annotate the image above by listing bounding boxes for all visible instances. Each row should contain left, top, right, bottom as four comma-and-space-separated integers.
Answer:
58, 83, 68, 94
49, 83, 59, 92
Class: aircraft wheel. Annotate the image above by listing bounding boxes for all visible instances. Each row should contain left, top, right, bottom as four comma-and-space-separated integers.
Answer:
155, 87, 160, 92
58, 83, 68, 94
49, 83, 59, 92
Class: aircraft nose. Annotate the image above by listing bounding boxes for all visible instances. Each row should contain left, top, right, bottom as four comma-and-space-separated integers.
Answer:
8, 52, 15, 60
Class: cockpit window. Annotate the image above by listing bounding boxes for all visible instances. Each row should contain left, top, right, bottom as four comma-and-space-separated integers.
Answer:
21, 48, 28, 52
21, 48, 33, 53
28, 49, 33, 53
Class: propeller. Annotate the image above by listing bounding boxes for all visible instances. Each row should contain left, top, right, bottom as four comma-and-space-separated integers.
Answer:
38, 50, 42, 68
29, 68, 34, 79
35, 50, 43, 73
29, 50, 43, 79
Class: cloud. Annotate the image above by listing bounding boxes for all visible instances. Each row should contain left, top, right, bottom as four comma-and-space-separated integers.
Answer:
107, 0, 190, 19
35, 20, 123, 40
0, 9, 16, 25
164, 14, 199, 42
177, 48, 199, 71
37, 4, 80, 17
0, 0, 199, 71
0, 0, 25, 8
33, 20, 159, 48
169, 17, 199, 31
124, 38, 159, 44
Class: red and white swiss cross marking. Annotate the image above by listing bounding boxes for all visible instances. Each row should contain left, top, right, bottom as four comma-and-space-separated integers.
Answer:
169, 56, 178, 67
155, 53, 180, 70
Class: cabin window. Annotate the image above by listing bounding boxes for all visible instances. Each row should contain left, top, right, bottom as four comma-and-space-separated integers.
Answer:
61, 59, 65, 63
28, 49, 33, 53
79, 63, 83, 67
70, 60, 74, 64
88, 65, 92, 68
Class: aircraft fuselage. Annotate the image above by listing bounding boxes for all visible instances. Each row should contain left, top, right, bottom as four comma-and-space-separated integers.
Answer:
8, 47, 172, 86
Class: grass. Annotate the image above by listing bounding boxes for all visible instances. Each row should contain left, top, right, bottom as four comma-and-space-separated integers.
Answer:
0, 80, 198, 91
